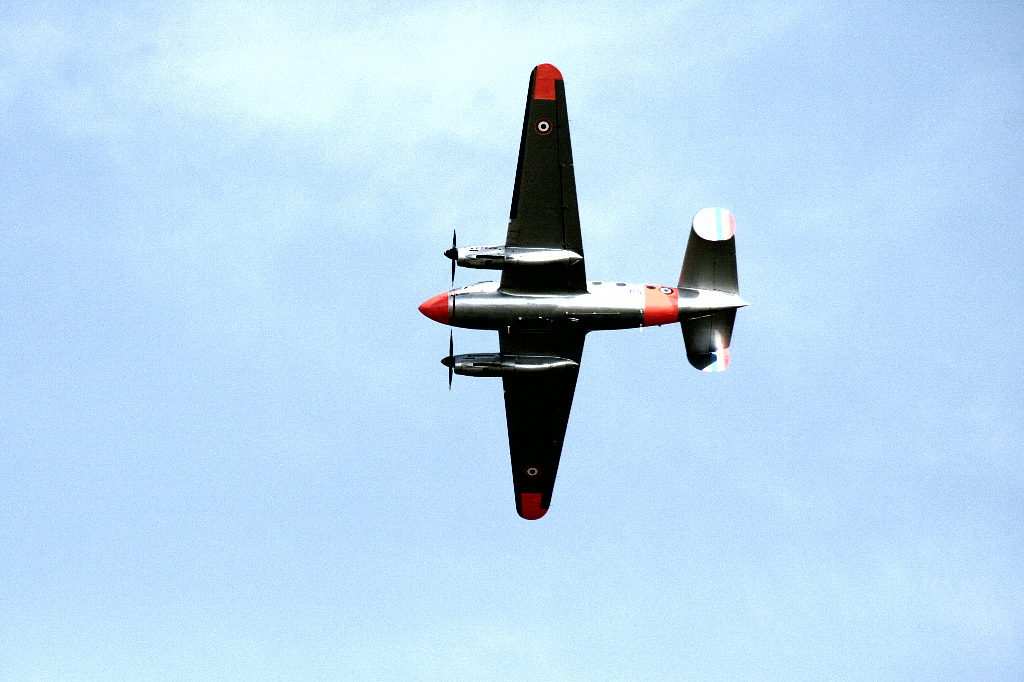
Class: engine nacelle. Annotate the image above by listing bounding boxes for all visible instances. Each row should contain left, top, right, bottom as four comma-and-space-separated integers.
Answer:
442, 353, 579, 376
445, 246, 582, 270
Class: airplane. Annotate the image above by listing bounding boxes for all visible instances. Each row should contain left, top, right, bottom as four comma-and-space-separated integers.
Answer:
419, 64, 746, 520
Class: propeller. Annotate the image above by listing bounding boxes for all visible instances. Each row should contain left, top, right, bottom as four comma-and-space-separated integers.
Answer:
444, 230, 457, 285
441, 231, 457, 388
440, 330, 454, 389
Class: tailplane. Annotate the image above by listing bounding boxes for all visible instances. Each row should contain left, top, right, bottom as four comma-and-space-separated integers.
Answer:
679, 208, 741, 371
681, 309, 736, 371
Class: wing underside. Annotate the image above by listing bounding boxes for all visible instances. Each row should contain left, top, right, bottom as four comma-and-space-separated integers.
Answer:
502, 64, 586, 295
498, 66, 587, 519
500, 329, 585, 519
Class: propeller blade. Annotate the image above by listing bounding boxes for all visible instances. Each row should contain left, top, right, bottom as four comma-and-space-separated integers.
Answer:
450, 230, 457, 285
448, 332, 454, 389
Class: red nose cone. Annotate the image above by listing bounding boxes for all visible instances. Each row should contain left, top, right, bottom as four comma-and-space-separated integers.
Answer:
418, 292, 450, 324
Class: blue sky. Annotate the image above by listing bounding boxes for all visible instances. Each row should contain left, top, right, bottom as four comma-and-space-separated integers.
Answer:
2, 1, 1022, 679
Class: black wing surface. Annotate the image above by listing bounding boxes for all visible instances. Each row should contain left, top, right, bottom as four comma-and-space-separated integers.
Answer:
500, 329, 586, 519
502, 64, 587, 295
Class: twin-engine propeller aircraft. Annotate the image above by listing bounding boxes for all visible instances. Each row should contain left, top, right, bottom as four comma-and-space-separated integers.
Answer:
420, 64, 746, 520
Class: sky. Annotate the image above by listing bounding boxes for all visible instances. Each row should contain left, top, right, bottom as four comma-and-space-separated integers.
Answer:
2, 1, 1022, 679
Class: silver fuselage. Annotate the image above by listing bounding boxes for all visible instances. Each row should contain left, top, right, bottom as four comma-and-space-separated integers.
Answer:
445, 280, 746, 332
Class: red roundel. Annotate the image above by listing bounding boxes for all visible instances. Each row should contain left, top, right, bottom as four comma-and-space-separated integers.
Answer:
525, 466, 540, 477
535, 119, 552, 135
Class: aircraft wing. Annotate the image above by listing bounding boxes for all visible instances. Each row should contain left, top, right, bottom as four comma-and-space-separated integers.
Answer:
500, 329, 586, 519
502, 64, 587, 295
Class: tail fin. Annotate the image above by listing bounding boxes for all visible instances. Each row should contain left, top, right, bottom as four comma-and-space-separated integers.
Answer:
679, 208, 739, 371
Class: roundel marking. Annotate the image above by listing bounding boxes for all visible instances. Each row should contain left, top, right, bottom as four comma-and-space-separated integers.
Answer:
525, 466, 540, 477
535, 119, 552, 135
643, 283, 679, 327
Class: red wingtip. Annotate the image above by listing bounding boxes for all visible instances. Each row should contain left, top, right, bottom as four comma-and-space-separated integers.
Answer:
533, 64, 562, 100
518, 493, 547, 520
418, 292, 450, 324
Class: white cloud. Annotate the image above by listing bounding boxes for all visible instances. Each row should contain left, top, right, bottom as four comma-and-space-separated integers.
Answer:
3, 1, 811, 152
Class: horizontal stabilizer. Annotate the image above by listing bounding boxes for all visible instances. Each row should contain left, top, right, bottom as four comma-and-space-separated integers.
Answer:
679, 208, 738, 294
681, 309, 736, 372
